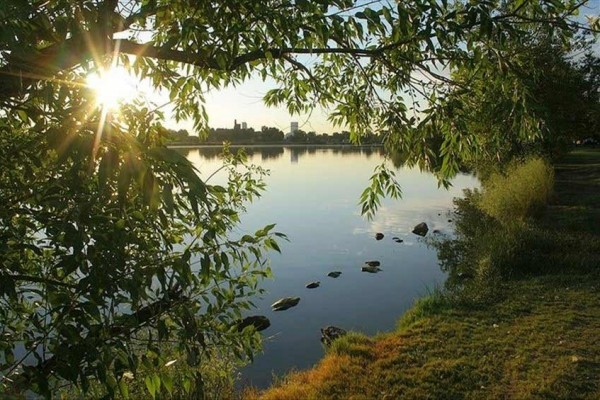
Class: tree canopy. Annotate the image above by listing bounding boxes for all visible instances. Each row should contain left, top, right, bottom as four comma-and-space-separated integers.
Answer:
0, 0, 598, 398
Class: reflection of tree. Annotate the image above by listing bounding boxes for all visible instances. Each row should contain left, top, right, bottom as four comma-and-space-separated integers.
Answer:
261, 147, 284, 161
188, 145, 385, 165
360, 147, 384, 158
172, 147, 192, 158
197, 147, 224, 160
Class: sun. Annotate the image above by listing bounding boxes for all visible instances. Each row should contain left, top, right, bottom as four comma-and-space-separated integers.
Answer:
86, 67, 137, 109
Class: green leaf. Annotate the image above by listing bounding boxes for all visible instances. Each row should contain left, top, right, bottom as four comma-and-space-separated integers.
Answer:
118, 379, 130, 399
144, 375, 156, 399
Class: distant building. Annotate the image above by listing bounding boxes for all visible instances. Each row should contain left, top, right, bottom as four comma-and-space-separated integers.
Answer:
234, 119, 240, 130
241, 122, 247, 130
290, 121, 299, 135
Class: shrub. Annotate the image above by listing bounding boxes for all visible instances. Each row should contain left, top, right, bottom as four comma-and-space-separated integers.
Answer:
478, 157, 554, 221
430, 158, 557, 305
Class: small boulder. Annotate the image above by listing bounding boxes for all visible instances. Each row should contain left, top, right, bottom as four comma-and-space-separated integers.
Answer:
321, 326, 347, 346
448, 219, 453, 223
238, 315, 271, 332
393, 238, 404, 243
327, 271, 342, 278
306, 281, 320, 289
365, 260, 380, 267
433, 229, 441, 234
412, 222, 429, 237
361, 265, 381, 273
375, 232, 384, 240
271, 297, 300, 311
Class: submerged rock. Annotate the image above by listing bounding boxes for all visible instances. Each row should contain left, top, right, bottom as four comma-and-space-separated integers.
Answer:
327, 271, 342, 278
271, 297, 300, 311
412, 222, 429, 237
321, 326, 348, 346
365, 260, 381, 267
375, 232, 384, 240
433, 229, 441, 234
237, 315, 271, 332
393, 237, 404, 243
361, 265, 382, 273
306, 281, 320, 289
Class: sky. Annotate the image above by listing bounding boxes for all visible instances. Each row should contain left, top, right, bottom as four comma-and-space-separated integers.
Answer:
142, 0, 600, 136
198, 76, 335, 134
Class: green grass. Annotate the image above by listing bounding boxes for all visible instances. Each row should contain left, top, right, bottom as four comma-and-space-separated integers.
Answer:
248, 150, 600, 400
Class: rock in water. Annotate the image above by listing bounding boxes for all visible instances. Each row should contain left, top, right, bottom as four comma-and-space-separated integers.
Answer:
412, 222, 429, 237
362, 265, 381, 273
375, 233, 384, 240
306, 281, 320, 289
321, 326, 348, 346
365, 260, 381, 267
327, 271, 342, 278
237, 315, 271, 332
271, 297, 300, 311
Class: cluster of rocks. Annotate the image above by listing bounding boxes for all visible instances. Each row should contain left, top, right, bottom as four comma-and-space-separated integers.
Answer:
238, 220, 442, 341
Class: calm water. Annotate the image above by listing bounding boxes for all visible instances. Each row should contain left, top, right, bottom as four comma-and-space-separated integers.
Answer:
183, 146, 478, 389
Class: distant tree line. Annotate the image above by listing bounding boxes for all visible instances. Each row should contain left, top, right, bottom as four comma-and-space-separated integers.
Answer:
163, 125, 382, 145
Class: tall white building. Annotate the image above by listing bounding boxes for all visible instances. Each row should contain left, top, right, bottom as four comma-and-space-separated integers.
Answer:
241, 122, 247, 130
290, 121, 299, 135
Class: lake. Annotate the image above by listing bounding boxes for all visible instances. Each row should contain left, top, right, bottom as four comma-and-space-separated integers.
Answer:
182, 145, 479, 389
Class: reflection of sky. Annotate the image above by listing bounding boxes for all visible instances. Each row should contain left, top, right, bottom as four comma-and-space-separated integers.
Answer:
186, 146, 478, 388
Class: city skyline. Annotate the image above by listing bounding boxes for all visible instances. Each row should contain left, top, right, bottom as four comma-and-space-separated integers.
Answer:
162, 75, 338, 135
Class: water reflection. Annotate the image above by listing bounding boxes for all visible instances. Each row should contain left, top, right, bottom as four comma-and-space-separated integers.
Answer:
171, 144, 384, 165
181, 146, 478, 389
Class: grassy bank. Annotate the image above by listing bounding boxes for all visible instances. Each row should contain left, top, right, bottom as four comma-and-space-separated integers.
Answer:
247, 150, 600, 400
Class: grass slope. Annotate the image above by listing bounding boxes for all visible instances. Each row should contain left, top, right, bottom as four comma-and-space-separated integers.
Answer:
248, 150, 600, 400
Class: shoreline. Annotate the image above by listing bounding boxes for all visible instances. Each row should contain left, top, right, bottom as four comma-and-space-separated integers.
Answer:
247, 149, 600, 400
167, 143, 383, 149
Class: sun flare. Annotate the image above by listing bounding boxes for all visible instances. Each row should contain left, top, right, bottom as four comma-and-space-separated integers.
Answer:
87, 67, 137, 109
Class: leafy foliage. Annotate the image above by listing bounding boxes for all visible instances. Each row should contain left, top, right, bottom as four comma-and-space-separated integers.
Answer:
0, 107, 279, 397
0, 0, 597, 397
429, 35, 600, 168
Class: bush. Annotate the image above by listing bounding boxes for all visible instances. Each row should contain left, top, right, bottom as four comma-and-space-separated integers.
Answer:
429, 157, 557, 305
478, 157, 554, 221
